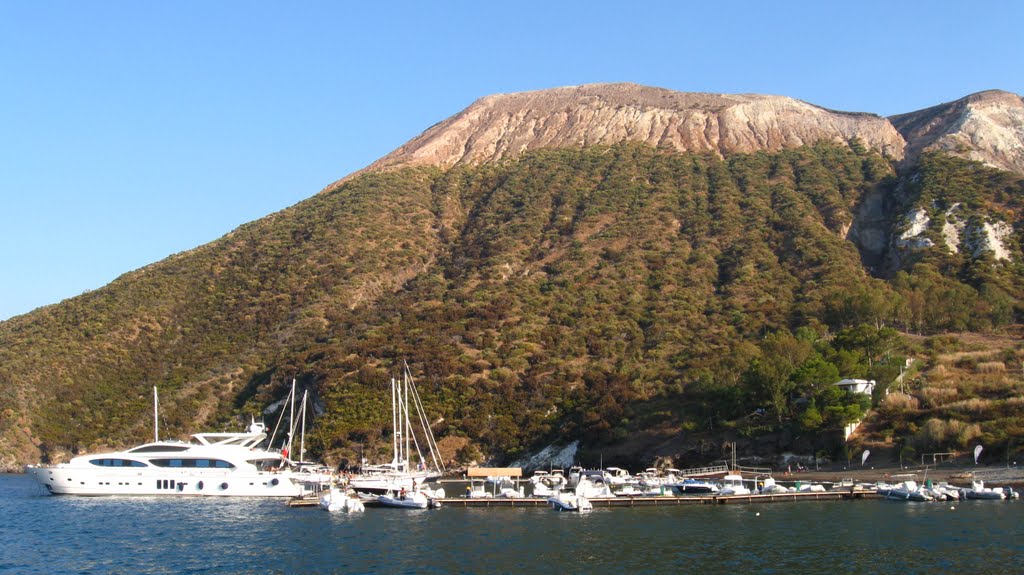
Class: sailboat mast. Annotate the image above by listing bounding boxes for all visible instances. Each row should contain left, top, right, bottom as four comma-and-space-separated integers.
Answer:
391, 376, 398, 467
153, 386, 159, 443
288, 379, 296, 456
404, 369, 412, 471
299, 389, 308, 464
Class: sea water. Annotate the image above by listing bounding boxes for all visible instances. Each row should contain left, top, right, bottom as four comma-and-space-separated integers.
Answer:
2, 473, 1021, 575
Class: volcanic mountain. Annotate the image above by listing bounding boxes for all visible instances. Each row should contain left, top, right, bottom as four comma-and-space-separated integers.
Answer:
1, 83, 1022, 473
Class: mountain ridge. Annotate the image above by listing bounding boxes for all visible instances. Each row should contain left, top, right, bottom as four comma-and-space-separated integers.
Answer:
326, 83, 1024, 194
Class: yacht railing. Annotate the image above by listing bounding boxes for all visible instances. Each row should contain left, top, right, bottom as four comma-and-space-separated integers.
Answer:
676, 464, 730, 477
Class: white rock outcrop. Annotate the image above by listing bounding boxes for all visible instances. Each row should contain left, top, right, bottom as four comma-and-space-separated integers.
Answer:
891, 90, 1024, 175
966, 221, 1014, 260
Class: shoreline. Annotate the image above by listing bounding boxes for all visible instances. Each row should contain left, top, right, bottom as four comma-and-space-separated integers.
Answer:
764, 463, 1024, 488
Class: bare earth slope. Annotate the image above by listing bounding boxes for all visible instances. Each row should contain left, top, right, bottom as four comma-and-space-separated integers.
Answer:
328, 83, 907, 188
890, 89, 1024, 175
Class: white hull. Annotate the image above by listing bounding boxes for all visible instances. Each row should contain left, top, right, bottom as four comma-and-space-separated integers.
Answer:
378, 492, 430, 509
319, 488, 366, 512
348, 472, 429, 495
547, 493, 592, 512
25, 420, 304, 498
668, 480, 720, 495
965, 490, 1005, 500
876, 481, 932, 501
26, 464, 302, 497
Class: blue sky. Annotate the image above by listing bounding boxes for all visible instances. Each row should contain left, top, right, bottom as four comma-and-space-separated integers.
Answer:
1, 1, 1021, 321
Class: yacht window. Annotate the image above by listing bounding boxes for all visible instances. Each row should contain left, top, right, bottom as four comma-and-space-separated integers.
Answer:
150, 458, 234, 469
89, 458, 148, 467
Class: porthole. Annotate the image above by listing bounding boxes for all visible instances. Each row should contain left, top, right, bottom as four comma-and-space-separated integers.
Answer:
220, 482, 229, 490
197, 481, 204, 490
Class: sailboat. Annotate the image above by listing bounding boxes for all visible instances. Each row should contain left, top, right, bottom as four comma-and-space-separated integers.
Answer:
267, 380, 333, 493
349, 361, 446, 497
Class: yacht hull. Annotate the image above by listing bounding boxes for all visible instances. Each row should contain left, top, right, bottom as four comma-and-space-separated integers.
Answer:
25, 465, 302, 497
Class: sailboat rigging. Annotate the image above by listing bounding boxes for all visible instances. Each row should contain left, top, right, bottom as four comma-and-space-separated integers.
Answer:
349, 361, 445, 495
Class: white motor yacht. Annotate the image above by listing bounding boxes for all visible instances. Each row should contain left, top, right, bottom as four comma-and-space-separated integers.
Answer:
25, 421, 303, 497
667, 478, 720, 495
530, 470, 567, 498
719, 474, 752, 496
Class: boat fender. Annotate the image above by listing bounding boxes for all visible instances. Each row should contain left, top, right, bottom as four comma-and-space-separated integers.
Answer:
270, 478, 279, 486
220, 482, 229, 490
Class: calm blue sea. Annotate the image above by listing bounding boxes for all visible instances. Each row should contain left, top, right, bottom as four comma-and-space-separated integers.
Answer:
2, 473, 1022, 575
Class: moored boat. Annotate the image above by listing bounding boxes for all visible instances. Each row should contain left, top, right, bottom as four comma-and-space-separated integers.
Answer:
25, 420, 303, 497
963, 480, 1009, 500
319, 487, 366, 512
529, 470, 567, 498
378, 488, 432, 509
719, 474, 752, 496
667, 478, 720, 495
547, 491, 593, 512
876, 480, 932, 501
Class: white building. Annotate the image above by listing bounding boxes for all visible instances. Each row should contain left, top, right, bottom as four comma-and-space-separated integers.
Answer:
834, 378, 875, 396
835, 379, 876, 441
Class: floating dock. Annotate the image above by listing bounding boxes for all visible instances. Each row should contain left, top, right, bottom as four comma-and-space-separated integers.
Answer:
438, 490, 879, 507
290, 490, 879, 508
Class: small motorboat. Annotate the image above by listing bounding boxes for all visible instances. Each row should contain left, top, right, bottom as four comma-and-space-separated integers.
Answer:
668, 478, 720, 495
547, 491, 593, 512
758, 477, 792, 494
877, 480, 932, 501
719, 474, 752, 496
530, 470, 567, 498
378, 489, 430, 509
319, 487, 366, 513
964, 480, 1009, 500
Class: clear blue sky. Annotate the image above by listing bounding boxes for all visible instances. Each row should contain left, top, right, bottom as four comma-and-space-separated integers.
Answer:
1, 1, 1021, 321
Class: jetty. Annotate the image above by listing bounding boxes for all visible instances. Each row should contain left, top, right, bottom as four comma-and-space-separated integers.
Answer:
438, 490, 878, 507
289, 489, 878, 508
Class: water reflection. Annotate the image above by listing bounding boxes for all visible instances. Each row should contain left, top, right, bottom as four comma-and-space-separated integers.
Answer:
3, 474, 1023, 575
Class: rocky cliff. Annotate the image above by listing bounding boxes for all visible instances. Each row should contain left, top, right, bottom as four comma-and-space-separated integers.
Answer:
330, 83, 908, 188
329, 84, 1024, 190
890, 90, 1024, 175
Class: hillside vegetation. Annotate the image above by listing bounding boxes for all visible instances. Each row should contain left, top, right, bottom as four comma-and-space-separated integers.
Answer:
1, 143, 1022, 471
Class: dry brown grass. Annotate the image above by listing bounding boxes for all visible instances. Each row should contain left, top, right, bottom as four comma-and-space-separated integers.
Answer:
943, 397, 993, 415
919, 386, 958, 408
977, 361, 1006, 374
882, 392, 919, 412
915, 417, 983, 451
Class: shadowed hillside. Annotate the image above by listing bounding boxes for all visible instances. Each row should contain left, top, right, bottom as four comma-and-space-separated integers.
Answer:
3, 140, 1022, 472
